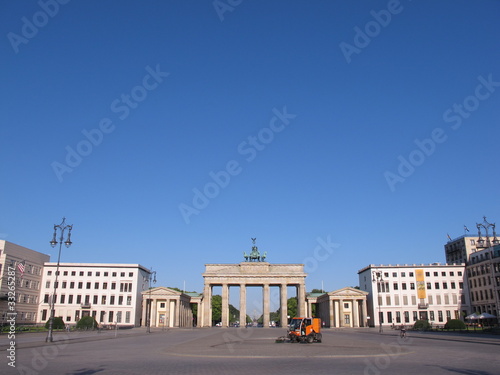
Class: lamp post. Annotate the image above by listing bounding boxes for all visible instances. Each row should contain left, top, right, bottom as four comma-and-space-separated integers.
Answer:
46, 217, 73, 343
476, 216, 498, 248
372, 270, 384, 333
146, 269, 157, 333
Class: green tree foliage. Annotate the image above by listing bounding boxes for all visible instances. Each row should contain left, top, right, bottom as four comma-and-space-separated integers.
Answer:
444, 319, 466, 330
211, 295, 241, 325
76, 316, 98, 330
45, 316, 65, 330
287, 297, 298, 318
310, 289, 326, 293
413, 319, 431, 331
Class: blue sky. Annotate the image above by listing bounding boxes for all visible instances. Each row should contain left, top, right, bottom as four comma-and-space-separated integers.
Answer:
1, 0, 499, 312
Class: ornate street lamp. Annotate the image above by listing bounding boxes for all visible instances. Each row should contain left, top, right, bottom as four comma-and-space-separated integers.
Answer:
372, 270, 384, 333
146, 269, 157, 333
46, 217, 73, 342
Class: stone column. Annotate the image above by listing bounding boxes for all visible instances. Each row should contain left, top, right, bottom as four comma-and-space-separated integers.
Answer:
263, 284, 270, 328
239, 284, 246, 327
361, 299, 367, 327
203, 283, 212, 327
298, 283, 306, 317
142, 296, 148, 327
339, 299, 344, 327
329, 299, 334, 328
352, 300, 359, 328
152, 297, 158, 327
222, 284, 229, 327
280, 283, 288, 327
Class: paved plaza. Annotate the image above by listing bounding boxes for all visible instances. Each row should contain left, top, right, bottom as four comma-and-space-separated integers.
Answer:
1, 327, 499, 374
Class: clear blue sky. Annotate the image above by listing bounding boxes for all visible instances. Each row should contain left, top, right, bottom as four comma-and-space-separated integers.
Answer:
1, 0, 499, 313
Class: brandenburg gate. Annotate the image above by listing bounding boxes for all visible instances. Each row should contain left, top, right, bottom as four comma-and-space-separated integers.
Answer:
201, 239, 307, 327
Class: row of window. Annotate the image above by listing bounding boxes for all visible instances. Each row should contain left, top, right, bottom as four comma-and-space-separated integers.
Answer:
43, 294, 133, 306
41, 309, 132, 324
1, 311, 37, 322
470, 289, 499, 302
379, 309, 460, 323
380, 271, 462, 278
377, 293, 464, 306
15, 294, 39, 304
45, 281, 133, 292
15, 278, 41, 290
467, 263, 500, 277
377, 281, 463, 293
1, 262, 43, 276
47, 270, 134, 278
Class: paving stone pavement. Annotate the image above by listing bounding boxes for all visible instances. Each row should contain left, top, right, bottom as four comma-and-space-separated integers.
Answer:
1, 327, 499, 374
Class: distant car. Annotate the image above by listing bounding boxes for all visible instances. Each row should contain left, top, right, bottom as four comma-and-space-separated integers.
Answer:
215, 322, 222, 327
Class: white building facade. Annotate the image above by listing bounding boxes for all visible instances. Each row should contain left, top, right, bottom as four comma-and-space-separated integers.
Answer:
358, 264, 471, 328
0, 241, 49, 324
37, 263, 151, 327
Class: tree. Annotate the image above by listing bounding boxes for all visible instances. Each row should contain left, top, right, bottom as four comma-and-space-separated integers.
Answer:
76, 316, 98, 330
45, 317, 65, 330
311, 289, 326, 294
211, 295, 241, 325
287, 297, 298, 318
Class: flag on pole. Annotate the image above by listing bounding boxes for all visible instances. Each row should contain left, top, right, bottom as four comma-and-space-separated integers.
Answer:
464, 225, 470, 232
17, 260, 26, 278
447, 234, 452, 241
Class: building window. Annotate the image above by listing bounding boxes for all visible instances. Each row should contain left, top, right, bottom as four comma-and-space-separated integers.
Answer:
93, 295, 98, 304
410, 283, 415, 290
46, 281, 50, 288
96, 272, 100, 276
401, 272, 406, 277
108, 311, 114, 323
47, 271, 52, 276
102, 295, 107, 305
344, 314, 350, 325
121, 272, 125, 277
117, 312, 122, 323
44, 294, 49, 303
88, 272, 92, 277
386, 296, 391, 306
449, 272, 454, 276
112, 272, 117, 277
71, 271, 76, 276
430, 311, 435, 321
111, 283, 116, 290
160, 302, 166, 308
78, 282, 83, 289
435, 282, 440, 289
434, 272, 438, 277
86, 282, 91, 289
458, 271, 462, 276
76, 295, 82, 304
104, 272, 109, 277
413, 311, 418, 321
438, 311, 443, 322
127, 296, 132, 305
451, 282, 456, 289
441, 272, 446, 276
379, 311, 384, 324
427, 282, 432, 289
79, 271, 84, 276
443, 282, 448, 289
60, 295, 65, 304
118, 296, 124, 305
425, 272, 430, 277
66, 316, 71, 322
68, 295, 73, 304
125, 311, 131, 323
63, 271, 68, 276
62, 281, 67, 289
402, 283, 407, 290
409, 272, 414, 277
393, 283, 398, 290
95, 282, 99, 289
129, 272, 133, 277
70, 282, 75, 289
396, 311, 401, 323
103, 283, 108, 290
110, 296, 115, 305
404, 311, 409, 323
